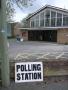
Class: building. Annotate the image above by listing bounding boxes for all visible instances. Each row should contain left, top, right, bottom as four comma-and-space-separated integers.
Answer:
7, 22, 15, 38
7, 22, 20, 38
19, 5, 68, 44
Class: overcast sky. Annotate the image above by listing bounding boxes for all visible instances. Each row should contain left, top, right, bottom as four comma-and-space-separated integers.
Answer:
13, 0, 68, 22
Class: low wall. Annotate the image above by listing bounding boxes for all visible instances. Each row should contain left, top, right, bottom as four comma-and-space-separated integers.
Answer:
10, 59, 68, 81
0, 59, 68, 84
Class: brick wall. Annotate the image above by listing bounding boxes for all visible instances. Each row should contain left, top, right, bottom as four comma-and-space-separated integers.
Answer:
57, 29, 68, 44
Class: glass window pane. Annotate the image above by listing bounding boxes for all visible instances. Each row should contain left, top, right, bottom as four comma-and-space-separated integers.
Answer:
63, 15, 68, 26
35, 15, 39, 27
45, 18, 50, 26
45, 10, 50, 27
40, 12, 44, 27
45, 10, 50, 18
57, 13, 62, 26
51, 11, 56, 18
31, 20, 34, 27
51, 11, 56, 27
51, 18, 55, 27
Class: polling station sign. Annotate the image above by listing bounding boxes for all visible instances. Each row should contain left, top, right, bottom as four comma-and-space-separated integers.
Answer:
15, 62, 43, 83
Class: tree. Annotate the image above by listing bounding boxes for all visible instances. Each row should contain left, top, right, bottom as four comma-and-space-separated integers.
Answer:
6, 0, 36, 21
6, 0, 15, 21
21, 14, 32, 28
11, 0, 35, 8
21, 18, 28, 28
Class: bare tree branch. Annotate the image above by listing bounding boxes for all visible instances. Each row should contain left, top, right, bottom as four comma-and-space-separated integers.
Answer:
6, 0, 36, 21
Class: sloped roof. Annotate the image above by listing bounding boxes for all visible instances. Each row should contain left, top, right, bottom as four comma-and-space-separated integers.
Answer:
27, 4, 68, 20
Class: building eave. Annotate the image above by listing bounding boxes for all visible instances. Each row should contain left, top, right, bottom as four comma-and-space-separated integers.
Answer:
19, 27, 68, 31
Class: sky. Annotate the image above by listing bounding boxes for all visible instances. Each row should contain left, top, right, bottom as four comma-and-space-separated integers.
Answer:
13, 0, 68, 22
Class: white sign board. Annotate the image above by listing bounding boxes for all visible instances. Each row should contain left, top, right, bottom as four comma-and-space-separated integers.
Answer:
15, 62, 43, 83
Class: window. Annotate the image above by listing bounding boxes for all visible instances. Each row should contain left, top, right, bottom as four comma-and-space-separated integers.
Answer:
7, 23, 12, 36
57, 13, 62, 26
40, 12, 44, 27
63, 15, 68, 26
51, 11, 56, 27
45, 18, 50, 27
31, 20, 34, 27
35, 15, 39, 27
51, 11, 56, 18
45, 10, 50, 27
51, 18, 55, 26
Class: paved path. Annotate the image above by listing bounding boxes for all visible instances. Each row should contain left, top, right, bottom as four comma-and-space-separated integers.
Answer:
8, 40, 68, 61
0, 81, 68, 90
